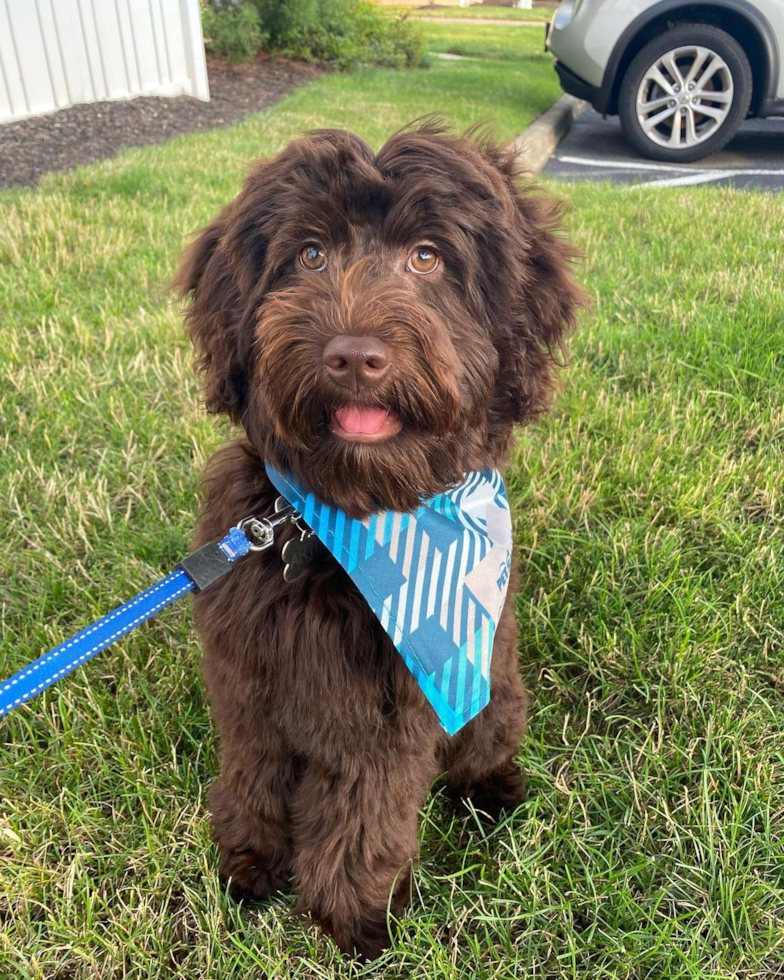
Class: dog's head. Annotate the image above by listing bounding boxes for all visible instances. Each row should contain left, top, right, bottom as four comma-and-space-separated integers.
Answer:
176, 124, 583, 517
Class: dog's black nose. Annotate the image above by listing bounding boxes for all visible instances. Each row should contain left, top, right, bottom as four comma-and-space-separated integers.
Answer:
323, 336, 390, 390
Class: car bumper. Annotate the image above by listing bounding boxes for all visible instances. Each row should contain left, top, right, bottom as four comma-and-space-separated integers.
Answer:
553, 60, 602, 111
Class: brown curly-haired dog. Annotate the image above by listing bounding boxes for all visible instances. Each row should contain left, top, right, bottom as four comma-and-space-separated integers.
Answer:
175, 123, 582, 960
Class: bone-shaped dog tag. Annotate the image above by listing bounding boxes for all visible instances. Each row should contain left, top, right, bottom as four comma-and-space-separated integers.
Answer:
282, 530, 323, 583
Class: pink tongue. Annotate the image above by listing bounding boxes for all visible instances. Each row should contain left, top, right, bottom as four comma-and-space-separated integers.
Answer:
334, 406, 389, 434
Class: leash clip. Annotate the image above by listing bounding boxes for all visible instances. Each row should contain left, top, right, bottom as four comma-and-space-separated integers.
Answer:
236, 497, 298, 551
0, 496, 305, 719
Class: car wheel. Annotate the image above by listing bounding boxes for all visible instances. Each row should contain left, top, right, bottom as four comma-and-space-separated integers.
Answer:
618, 24, 752, 163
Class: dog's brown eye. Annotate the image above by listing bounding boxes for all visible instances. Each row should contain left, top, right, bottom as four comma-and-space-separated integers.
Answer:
300, 244, 327, 272
408, 247, 438, 275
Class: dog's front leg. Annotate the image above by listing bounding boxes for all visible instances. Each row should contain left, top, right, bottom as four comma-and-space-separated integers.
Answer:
290, 750, 435, 960
209, 738, 299, 902
445, 595, 528, 821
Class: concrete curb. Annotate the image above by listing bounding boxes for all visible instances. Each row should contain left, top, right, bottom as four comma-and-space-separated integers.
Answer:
511, 94, 588, 173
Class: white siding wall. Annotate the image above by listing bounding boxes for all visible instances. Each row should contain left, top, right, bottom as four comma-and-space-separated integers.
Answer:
0, 0, 209, 124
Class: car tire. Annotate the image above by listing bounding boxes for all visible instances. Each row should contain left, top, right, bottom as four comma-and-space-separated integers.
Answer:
618, 24, 752, 163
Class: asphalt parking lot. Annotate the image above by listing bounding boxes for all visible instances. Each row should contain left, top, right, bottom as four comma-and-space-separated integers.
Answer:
544, 108, 784, 192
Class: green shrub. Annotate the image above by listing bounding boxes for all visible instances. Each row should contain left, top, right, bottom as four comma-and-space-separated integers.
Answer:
202, 0, 424, 70
262, 0, 424, 69
201, 1, 267, 63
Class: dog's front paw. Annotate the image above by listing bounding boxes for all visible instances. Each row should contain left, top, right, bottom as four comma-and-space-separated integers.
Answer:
330, 916, 396, 962
300, 897, 403, 961
220, 847, 291, 902
449, 761, 527, 822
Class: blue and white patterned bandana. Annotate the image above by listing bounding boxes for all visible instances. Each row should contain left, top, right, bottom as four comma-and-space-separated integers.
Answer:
266, 464, 513, 735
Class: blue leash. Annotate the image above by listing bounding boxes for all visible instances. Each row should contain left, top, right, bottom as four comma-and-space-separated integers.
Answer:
0, 504, 296, 720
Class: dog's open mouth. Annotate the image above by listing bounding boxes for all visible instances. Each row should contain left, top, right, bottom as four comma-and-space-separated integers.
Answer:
329, 406, 403, 444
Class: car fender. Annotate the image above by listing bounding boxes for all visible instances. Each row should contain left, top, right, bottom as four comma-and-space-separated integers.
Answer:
597, 0, 780, 115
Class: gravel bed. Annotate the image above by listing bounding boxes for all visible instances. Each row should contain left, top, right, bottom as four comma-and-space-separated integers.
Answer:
0, 56, 320, 190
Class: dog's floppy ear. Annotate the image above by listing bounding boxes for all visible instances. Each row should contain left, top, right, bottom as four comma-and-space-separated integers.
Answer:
479, 141, 586, 426
174, 137, 346, 422
174, 204, 253, 422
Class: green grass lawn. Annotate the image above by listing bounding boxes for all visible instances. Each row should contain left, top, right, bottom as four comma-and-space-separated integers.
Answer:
2, 19, 784, 980
420, 20, 546, 60
265, 22, 558, 144
384, 5, 553, 21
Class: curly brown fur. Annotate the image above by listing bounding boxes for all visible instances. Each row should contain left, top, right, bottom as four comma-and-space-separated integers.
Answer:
175, 122, 583, 960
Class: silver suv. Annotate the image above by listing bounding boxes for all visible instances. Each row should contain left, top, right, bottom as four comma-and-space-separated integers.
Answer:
546, 0, 784, 162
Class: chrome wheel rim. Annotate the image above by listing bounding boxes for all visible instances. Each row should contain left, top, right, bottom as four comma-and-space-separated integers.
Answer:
636, 45, 734, 149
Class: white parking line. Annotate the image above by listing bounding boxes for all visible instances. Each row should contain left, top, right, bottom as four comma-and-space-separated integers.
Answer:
556, 154, 697, 173
628, 170, 734, 189
555, 154, 784, 180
